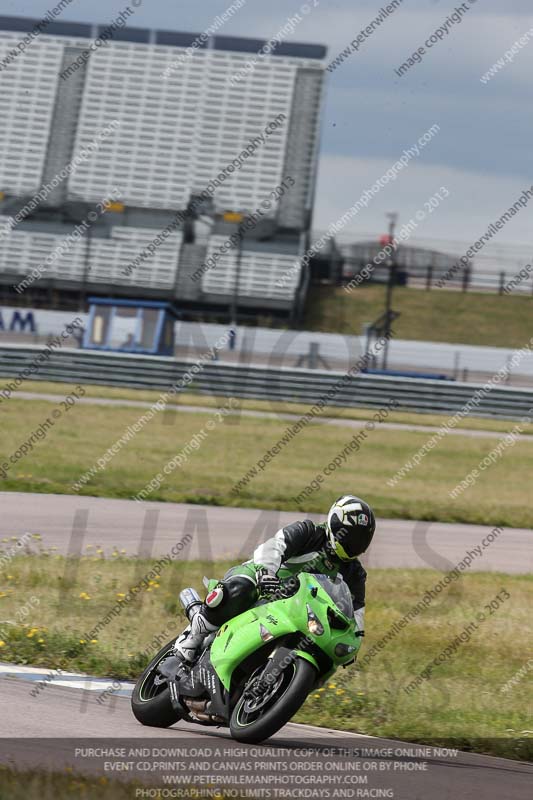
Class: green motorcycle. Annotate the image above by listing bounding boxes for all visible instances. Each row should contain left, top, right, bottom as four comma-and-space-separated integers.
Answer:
131, 572, 363, 743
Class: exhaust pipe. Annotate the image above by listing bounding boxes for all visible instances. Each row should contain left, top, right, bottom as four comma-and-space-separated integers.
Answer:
179, 587, 202, 621
185, 698, 224, 724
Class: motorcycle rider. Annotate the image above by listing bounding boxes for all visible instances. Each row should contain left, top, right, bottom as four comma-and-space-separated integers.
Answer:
174, 495, 376, 665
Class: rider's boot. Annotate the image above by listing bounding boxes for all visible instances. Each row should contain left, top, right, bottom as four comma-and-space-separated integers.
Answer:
174, 608, 218, 664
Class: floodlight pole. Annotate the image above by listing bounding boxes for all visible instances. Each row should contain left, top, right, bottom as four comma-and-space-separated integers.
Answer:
382, 212, 398, 370
228, 214, 245, 329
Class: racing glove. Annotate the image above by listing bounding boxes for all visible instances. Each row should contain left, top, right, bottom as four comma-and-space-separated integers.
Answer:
256, 568, 281, 597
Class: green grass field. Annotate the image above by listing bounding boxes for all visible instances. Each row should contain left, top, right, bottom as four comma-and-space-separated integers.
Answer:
0, 554, 530, 760
0, 768, 149, 800
303, 285, 533, 348
1, 393, 532, 528
12, 379, 533, 435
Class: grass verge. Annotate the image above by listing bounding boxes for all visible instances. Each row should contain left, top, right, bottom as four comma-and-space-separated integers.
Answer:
0, 554, 531, 760
10, 379, 533, 435
0, 767, 148, 800
303, 284, 533, 349
1, 396, 533, 527
0, 766, 235, 799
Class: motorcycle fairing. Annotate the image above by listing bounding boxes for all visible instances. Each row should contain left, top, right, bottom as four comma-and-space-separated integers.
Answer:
175, 648, 230, 719
209, 575, 360, 691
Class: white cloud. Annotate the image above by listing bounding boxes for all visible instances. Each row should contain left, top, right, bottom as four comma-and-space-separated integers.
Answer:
313, 152, 533, 250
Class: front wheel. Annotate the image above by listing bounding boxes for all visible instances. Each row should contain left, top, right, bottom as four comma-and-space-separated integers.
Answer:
230, 657, 317, 744
131, 638, 182, 728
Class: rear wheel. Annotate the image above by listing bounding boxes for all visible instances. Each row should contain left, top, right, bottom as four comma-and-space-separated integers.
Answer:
131, 638, 182, 728
229, 656, 316, 743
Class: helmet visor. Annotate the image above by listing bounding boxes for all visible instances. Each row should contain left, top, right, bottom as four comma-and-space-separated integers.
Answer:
335, 524, 374, 560
334, 527, 363, 560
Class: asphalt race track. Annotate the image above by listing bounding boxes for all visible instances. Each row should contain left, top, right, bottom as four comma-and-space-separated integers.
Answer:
1, 492, 531, 573
1, 492, 531, 797
0, 680, 531, 799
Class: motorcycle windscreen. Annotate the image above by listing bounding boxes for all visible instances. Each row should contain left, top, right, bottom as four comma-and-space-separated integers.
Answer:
312, 574, 354, 618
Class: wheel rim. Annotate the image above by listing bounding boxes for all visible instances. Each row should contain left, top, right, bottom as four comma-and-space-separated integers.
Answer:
234, 662, 297, 728
138, 646, 174, 703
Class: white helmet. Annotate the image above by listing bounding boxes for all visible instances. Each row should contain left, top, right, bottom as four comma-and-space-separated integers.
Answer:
327, 495, 376, 561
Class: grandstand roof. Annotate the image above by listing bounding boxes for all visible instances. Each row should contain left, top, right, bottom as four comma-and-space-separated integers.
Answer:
0, 15, 327, 59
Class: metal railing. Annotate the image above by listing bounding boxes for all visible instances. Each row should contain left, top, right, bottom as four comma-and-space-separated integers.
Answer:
1, 344, 532, 420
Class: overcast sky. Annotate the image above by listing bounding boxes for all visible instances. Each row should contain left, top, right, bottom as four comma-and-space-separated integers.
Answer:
3, 0, 532, 249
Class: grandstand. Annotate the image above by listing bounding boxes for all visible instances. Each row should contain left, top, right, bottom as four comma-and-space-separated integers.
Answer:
0, 16, 326, 319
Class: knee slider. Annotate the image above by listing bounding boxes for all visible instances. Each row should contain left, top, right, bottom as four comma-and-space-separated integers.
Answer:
206, 586, 225, 608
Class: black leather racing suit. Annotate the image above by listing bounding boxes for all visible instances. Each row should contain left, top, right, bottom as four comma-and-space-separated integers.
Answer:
203, 520, 367, 632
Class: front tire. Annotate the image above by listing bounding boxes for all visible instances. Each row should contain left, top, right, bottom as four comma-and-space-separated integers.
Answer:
131, 638, 182, 728
230, 657, 317, 744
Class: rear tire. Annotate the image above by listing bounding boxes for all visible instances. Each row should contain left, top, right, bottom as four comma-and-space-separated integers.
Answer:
229, 657, 316, 744
131, 638, 183, 728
